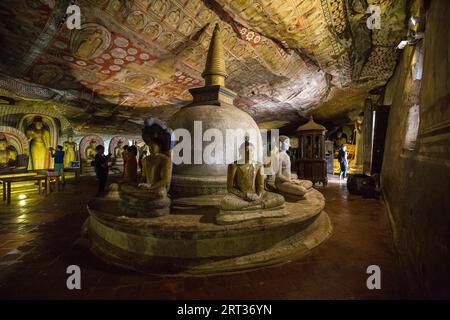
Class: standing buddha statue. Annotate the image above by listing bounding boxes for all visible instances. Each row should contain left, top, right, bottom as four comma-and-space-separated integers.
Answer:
63, 135, 77, 168
25, 116, 50, 170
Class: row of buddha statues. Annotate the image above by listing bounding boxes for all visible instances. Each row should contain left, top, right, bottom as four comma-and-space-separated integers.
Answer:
112, 130, 313, 224
0, 116, 78, 170
0, 123, 131, 172
0, 133, 78, 170
84, 139, 128, 162
219, 135, 313, 223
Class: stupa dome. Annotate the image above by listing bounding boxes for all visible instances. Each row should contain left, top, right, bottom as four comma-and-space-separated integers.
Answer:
167, 24, 262, 196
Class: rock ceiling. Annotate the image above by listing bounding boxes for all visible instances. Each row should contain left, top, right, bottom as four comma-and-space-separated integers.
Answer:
0, 0, 407, 134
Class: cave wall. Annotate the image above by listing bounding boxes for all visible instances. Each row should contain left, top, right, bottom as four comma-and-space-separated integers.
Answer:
381, 1, 450, 298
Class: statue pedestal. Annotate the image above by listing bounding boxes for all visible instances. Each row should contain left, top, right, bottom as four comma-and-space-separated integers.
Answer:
118, 184, 171, 218
110, 158, 124, 174
170, 174, 227, 197
84, 188, 332, 275
82, 160, 96, 176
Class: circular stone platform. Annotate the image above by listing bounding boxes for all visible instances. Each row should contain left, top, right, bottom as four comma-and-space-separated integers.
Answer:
84, 189, 332, 275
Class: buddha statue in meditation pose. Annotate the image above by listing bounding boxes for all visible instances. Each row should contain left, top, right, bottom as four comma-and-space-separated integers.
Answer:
0, 134, 17, 169
114, 140, 124, 159
217, 139, 285, 225
138, 138, 171, 193
119, 119, 173, 217
274, 135, 313, 200
85, 139, 97, 161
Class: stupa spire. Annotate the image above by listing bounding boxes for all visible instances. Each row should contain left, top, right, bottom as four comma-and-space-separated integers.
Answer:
202, 23, 228, 86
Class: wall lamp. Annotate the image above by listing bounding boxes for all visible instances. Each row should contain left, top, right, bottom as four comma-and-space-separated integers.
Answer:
397, 16, 425, 50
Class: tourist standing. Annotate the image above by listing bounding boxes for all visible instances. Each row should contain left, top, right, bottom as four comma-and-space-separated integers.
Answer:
121, 145, 129, 178
338, 145, 348, 180
126, 145, 138, 183
50, 145, 65, 185
94, 145, 111, 196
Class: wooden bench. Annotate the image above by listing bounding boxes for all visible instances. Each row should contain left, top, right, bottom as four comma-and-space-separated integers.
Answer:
0, 175, 49, 203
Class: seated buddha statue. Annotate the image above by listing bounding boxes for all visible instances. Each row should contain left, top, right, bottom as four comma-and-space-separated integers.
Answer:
217, 139, 285, 225
119, 137, 171, 217
274, 135, 313, 200
114, 140, 123, 159
0, 134, 17, 169
85, 139, 97, 161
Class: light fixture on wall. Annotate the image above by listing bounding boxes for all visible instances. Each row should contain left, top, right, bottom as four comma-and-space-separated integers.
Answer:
397, 12, 425, 50
396, 29, 424, 49
397, 15, 425, 50
397, 40, 409, 50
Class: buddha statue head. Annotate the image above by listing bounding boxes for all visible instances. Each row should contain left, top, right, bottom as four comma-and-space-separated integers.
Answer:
148, 137, 163, 156
356, 114, 364, 125
67, 135, 74, 143
89, 139, 97, 149
142, 118, 174, 156
279, 135, 291, 152
33, 116, 44, 130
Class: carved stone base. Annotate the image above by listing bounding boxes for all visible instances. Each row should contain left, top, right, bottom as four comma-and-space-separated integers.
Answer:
82, 161, 96, 176
170, 174, 227, 196
85, 189, 332, 275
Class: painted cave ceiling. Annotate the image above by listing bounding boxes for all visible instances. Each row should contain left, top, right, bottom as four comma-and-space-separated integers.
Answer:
0, 0, 407, 134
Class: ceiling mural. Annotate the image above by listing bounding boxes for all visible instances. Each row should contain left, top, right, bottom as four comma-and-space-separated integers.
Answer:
0, 0, 407, 134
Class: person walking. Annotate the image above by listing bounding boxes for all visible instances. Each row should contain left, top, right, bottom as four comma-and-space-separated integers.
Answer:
49, 145, 65, 185
338, 145, 348, 180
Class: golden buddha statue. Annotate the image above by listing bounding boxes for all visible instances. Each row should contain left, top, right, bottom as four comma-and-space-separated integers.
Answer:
0, 134, 17, 168
25, 116, 50, 170
274, 135, 313, 200
85, 139, 97, 161
218, 139, 285, 224
63, 135, 77, 168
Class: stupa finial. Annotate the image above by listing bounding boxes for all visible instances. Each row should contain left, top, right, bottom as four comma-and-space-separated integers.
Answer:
202, 23, 228, 86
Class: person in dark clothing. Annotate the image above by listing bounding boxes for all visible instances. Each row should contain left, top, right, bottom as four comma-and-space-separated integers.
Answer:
94, 145, 111, 196
338, 145, 348, 180
49, 145, 65, 185
121, 145, 129, 178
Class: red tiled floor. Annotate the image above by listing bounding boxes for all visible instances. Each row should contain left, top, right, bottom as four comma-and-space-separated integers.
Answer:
0, 175, 403, 299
